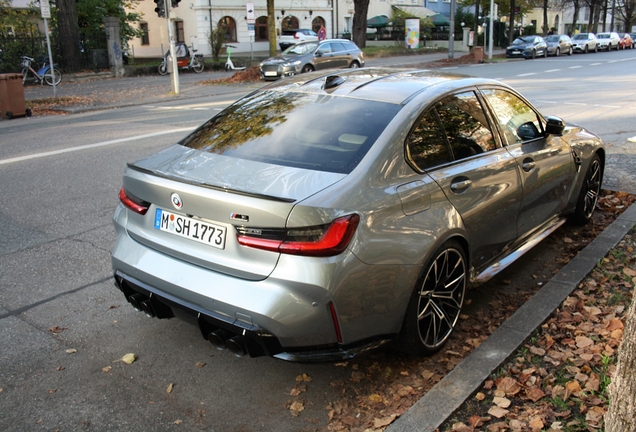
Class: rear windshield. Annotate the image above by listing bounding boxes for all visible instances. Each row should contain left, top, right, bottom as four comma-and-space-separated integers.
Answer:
180, 91, 401, 174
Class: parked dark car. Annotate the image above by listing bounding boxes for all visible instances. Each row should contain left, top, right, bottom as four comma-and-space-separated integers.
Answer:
113, 68, 604, 361
506, 35, 548, 59
545, 34, 573, 56
260, 39, 364, 81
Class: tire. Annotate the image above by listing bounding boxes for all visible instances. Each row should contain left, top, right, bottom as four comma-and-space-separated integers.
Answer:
531, 50, 536, 59
568, 47, 573, 55
544, 48, 548, 58
192, 58, 204, 73
594, 44, 598, 53
44, 67, 62, 86
349, 61, 360, 69
569, 154, 603, 225
26, 108, 32, 117
6, 111, 13, 119
396, 240, 467, 356
556, 47, 560, 57
584, 45, 589, 54
158, 63, 168, 76
301, 64, 314, 73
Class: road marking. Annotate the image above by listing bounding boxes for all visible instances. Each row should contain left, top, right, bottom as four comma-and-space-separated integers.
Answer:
564, 102, 587, 105
596, 105, 620, 108
569, 65, 582, 69
545, 69, 561, 72
536, 100, 558, 104
590, 63, 602, 66
441, 67, 458, 70
517, 73, 537, 76
0, 128, 196, 166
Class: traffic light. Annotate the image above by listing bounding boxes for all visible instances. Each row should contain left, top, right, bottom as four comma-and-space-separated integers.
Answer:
154, 0, 165, 17
171, 0, 181, 7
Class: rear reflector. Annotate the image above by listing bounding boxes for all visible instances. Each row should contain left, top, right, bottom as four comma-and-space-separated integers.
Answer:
237, 214, 360, 257
328, 302, 343, 343
119, 188, 150, 215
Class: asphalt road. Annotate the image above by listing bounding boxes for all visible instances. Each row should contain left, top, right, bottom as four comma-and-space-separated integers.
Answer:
1, 49, 635, 431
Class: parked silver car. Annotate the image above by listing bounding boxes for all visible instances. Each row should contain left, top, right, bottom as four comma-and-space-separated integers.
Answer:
260, 39, 364, 80
545, 34, 573, 56
596, 32, 621, 50
571, 33, 598, 53
112, 68, 604, 361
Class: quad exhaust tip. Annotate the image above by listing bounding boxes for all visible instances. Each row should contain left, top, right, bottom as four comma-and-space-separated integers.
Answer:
208, 330, 247, 357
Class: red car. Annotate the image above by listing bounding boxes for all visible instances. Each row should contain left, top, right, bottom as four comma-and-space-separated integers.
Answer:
619, 33, 633, 49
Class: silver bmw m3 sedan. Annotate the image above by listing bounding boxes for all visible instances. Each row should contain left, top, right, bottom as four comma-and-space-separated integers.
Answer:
112, 68, 604, 361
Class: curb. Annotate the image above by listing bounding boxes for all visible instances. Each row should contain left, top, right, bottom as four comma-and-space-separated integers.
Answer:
386, 202, 636, 432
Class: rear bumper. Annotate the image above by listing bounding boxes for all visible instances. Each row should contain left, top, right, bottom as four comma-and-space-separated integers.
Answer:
111, 217, 401, 360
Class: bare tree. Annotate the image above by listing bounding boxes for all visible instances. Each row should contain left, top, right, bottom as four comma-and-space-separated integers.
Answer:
56, 0, 81, 71
605, 293, 636, 431
352, 0, 370, 48
614, 0, 636, 32
543, 0, 550, 33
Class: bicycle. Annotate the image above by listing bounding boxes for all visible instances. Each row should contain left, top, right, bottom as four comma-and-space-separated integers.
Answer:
158, 43, 205, 75
20, 55, 62, 86
224, 45, 245, 71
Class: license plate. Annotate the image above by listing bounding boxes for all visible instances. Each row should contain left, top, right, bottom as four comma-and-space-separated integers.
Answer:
264, 71, 278, 76
154, 208, 226, 249
512, 51, 521, 54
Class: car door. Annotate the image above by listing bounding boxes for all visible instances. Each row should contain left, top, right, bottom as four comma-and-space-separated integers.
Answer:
314, 43, 338, 70
405, 90, 523, 270
479, 88, 574, 238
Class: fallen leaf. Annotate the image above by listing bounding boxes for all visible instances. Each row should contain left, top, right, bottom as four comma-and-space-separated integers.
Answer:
167, 383, 174, 394
421, 369, 434, 380
528, 416, 544, 430
496, 377, 521, 396
173, 419, 183, 424
475, 392, 486, 401
373, 414, 397, 428
295, 373, 312, 383
65, 349, 77, 354
334, 362, 348, 367
48, 389, 57, 394
290, 388, 301, 396
195, 362, 206, 368
102, 366, 112, 373
585, 406, 605, 425
289, 401, 304, 416
526, 386, 545, 402
368, 393, 383, 403
530, 346, 546, 356
56, 366, 65, 371
487, 406, 509, 418
575, 336, 594, 349
493, 396, 511, 408
623, 267, 636, 277
48, 326, 67, 334
121, 353, 137, 364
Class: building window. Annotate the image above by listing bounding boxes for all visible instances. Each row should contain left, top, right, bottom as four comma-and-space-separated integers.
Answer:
255, 16, 268, 41
281, 16, 299, 31
312, 16, 326, 34
174, 20, 185, 43
219, 16, 237, 42
140, 23, 149, 45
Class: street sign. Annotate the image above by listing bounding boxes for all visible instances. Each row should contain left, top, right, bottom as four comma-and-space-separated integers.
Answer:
246, 3, 255, 21
248, 23, 255, 36
40, 0, 51, 19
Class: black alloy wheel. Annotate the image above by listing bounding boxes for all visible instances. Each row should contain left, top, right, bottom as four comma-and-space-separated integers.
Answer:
397, 241, 467, 355
570, 154, 603, 225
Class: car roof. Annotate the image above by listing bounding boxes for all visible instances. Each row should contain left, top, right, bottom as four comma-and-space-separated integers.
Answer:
259, 68, 504, 105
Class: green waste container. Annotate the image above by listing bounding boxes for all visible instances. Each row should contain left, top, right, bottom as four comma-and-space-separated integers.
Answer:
0, 73, 30, 119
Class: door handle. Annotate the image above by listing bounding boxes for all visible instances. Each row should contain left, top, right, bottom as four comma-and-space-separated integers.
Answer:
522, 160, 536, 172
450, 179, 472, 192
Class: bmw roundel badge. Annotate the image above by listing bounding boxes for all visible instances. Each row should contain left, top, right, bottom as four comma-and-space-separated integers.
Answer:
170, 193, 183, 210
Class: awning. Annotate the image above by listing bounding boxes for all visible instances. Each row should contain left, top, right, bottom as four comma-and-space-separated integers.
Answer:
390, 6, 450, 26
429, 13, 451, 26
367, 15, 391, 28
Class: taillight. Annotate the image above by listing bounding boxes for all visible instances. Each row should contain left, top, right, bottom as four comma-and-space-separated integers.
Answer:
236, 214, 360, 257
119, 187, 150, 215
294, 32, 300, 39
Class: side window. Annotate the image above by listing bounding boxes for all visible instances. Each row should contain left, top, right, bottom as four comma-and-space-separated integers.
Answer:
481, 89, 544, 145
319, 43, 333, 54
406, 110, 453, 171
435, 91, 496, 160
331, 42, 346, 53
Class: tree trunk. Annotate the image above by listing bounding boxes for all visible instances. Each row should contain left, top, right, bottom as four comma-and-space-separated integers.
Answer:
352, 0, 369, 49
267, 0, 276, 57
571, 0, 580, 35
508, 0, 515, 45
605, 293, 636, 431
542, 0, 549, 34
56, 0, 81, 72
474, 0, 480, 40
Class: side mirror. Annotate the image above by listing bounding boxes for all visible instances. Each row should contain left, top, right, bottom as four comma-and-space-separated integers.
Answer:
315, 51, 323, 57
545, 116, 565, 136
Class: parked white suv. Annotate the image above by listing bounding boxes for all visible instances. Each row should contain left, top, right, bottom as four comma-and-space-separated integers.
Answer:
278, 29, 318, 51
596, 32, 621, 50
